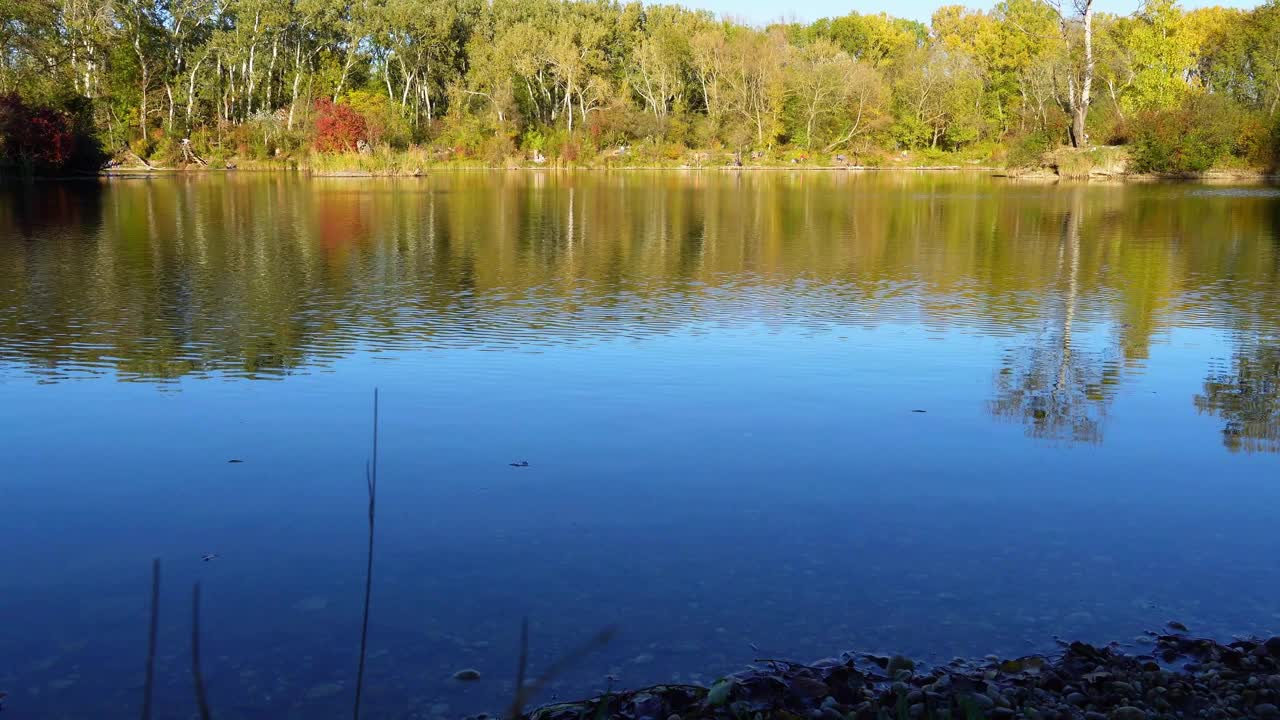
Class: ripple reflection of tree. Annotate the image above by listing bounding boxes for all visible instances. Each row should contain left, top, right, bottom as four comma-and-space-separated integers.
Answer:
987, 189, 1121, 445
1195, 341, 1280, 453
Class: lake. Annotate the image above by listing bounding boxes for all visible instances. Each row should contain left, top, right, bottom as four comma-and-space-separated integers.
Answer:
2, 171, 1280, 719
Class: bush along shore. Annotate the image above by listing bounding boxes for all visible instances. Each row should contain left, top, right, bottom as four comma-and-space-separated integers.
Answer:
508, 631, 1280, 720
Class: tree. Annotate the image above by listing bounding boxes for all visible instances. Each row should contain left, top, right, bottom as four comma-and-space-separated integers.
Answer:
628, 6, 695, 120
0, 93, 75, 170
117, 0, 166, 137
719, 28, 787, 147
803, 12, 925, 70
891, 46, 985, 149
1114, 0, 1198, 113
784, 40, 886, 151
1040, 0, 1095, 147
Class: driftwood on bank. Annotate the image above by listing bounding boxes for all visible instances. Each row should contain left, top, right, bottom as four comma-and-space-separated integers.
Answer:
180, 139, 207, 166
125, 150, 162, 170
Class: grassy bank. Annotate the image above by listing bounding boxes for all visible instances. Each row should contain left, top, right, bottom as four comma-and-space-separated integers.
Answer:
90, 144, 1280, 181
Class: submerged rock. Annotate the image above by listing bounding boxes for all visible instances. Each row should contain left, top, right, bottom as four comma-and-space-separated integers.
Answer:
453, 669, 482, 682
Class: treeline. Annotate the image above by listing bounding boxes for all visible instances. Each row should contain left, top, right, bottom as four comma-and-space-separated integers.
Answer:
1, 0, 1279, 172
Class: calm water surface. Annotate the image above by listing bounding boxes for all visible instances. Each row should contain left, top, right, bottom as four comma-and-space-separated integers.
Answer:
3, 172, 1280, 719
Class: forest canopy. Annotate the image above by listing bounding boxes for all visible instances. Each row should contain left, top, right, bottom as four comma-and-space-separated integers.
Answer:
1, 0, 1278, 171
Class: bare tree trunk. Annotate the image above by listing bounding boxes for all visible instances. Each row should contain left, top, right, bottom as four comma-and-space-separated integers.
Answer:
1069, 0, 1094, 147
245, 10, 261, 115
134, 29, 149, 137
138, 62, 149, 136
333, 36, 357, 102
266, 36, 279, 109
565, 78, 574, 134
399, 56, 413, 107
288, 42, 303, 131
187, 53, 207, 130
384, 54, 395, 101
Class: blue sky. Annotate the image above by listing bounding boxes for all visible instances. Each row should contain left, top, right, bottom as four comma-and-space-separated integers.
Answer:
682, 0, 1260, 23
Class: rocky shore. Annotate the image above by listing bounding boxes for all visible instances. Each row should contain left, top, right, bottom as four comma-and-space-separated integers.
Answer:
519, 630, 1280, 720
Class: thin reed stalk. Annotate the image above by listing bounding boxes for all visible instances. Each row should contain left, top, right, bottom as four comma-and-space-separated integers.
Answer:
191, 582, 212, 720
354, 388, 379, 720
507, 622, 617, 720
142, 558, 160, 720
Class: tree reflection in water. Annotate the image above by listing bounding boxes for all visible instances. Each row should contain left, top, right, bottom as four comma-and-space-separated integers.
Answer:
1196, 341, 1280, 453
987, 188, 1120, 444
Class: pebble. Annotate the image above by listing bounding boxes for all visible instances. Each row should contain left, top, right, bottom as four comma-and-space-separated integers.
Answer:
888, 655, 915, 674
452, 669, 482, 681
1256, 703, 1280, 718
1110, 707, 1145, 720
969, 692, 994, 709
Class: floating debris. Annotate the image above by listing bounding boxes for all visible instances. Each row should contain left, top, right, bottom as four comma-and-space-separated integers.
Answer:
226, 459, 244, 464
910, 409, 927, 413
453, 668, 482, 682
201, 553, 219, 562
509, 460, 530, 468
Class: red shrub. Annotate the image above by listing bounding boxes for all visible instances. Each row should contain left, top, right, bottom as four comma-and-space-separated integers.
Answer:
313, 98, 368, 152
0, 94, 75, 170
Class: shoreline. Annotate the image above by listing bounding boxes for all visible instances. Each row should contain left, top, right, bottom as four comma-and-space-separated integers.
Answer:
515, 631, 1280, 720
5, 160, 1275, 182
77, 164, 1280, 183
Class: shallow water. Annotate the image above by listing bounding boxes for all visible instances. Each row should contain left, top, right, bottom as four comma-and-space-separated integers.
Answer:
2, 171, 1279, 719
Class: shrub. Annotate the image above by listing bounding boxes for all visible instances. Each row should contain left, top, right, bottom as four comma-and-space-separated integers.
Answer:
520, 128, 547, 153
480, 133, 515, 165
150, 133, 181, 165
342, 90, 412, 148
1006, 129, 1057, 169
0, 93, 75, 171
1131, 94, 1239, 174
890, 116, 931, 150
313, 98, 368, 153
1235, 113, 1280, 170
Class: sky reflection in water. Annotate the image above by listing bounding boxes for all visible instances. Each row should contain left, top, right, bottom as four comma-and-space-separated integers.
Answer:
2, 172, 1279, 719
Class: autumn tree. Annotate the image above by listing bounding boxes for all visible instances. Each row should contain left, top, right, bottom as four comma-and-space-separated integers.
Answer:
784, 40, 886, 151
